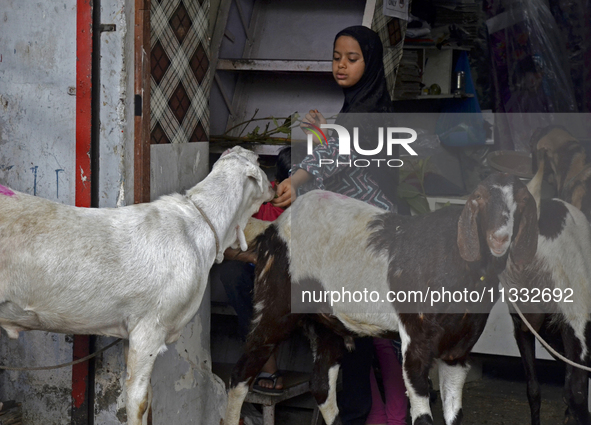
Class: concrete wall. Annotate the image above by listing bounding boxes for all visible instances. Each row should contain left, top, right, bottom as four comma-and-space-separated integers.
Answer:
0, 0, 133, 423
0, 2, 77, 423
0, 0, 77, 203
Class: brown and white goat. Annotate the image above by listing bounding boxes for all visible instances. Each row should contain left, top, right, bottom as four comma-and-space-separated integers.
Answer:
224, 173, 538, 425
506, 153, 591, 425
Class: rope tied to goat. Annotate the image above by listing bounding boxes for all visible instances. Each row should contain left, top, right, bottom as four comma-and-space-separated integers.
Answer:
499, 276, 591, 373
0, 338, 122, 371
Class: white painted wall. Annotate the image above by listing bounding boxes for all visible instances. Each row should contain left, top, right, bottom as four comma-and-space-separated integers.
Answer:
99, 0, 136, 208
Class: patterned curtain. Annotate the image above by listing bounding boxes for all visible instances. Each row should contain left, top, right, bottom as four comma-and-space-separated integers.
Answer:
371, 0, 409, 100
150, 0, 210, 145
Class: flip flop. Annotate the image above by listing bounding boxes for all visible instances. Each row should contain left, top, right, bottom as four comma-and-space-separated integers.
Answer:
252, 371, 284, 396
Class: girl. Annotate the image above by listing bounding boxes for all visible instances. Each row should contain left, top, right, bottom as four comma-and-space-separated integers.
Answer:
273, 26, 408, 425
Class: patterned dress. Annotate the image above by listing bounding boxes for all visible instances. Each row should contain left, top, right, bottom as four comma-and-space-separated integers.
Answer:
293, 137, 394, 211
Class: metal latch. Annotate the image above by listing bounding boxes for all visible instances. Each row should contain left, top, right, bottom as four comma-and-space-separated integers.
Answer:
99, 24, 116, 33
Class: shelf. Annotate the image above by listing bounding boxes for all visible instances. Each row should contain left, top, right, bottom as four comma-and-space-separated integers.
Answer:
395, 93, 475, 101
402, 43, 472, 51
217, 59, 332, 73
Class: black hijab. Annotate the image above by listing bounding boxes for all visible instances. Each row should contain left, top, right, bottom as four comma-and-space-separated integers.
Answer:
335, 26, 394, 114
333, 26, 399, 208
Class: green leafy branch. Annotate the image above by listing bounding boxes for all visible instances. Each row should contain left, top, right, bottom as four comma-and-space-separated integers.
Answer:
210, 110, 300, 145
397, 157, 431, 215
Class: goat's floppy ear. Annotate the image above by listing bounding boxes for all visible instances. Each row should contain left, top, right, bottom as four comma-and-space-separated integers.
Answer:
457, 196, 481, 262
510, 189, 538, 267
245, 162, 266, 193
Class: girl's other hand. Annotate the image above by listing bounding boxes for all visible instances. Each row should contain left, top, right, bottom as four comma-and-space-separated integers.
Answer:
300, 109, 327, 135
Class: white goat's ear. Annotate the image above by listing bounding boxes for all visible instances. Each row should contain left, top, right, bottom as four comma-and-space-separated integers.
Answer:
245, 162, 266, 193
236, 225, 248, 251
457, 196, 481, 262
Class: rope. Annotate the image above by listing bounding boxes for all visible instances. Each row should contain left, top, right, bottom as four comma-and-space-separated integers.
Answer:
191, 201, 221, 258
0, 338, 122, 371
499, 278, 591, 373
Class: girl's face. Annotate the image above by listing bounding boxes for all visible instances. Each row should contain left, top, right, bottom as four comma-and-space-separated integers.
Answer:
332, 35, 365, 88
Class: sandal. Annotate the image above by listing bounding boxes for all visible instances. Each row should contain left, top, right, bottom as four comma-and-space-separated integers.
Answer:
252, 371, 284, 396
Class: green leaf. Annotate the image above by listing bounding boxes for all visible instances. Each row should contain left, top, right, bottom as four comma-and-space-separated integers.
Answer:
287, 114, 296, 127
406, 195, 431, 215
397, 182, 422, 199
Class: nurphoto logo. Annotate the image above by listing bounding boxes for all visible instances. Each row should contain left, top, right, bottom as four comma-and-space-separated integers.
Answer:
305, 123, 418, 168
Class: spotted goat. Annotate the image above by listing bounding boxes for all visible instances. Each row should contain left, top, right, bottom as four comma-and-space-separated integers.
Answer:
224, 173, 538, 425
504, 148, 591, 425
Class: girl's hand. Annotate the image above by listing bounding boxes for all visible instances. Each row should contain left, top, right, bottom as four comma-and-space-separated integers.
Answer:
272, 169, 312, 208
272, 177, 294, 208
300, 109, 327, 135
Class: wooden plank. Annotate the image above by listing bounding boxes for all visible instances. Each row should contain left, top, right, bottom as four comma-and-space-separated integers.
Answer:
76, 0, 93, 209
214, 73, 236, 116
217, 59, 332, 73
134, 0, 151, 204
209, 0, 233, 90
262, 405, 275, 425
362, 0, 377, 28
74, 1, 93, 422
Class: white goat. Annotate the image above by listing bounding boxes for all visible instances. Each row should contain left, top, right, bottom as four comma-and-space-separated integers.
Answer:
0, 146, 274, 425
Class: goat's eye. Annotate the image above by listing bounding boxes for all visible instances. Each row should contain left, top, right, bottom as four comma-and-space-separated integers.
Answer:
474, 194, 481, 200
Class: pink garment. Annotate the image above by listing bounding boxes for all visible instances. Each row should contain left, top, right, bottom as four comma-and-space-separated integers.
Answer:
366, 338, 408, 425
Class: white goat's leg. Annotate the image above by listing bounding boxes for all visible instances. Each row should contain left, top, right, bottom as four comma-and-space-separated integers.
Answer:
308, 324, 344, 425
399, 326, 433, 425
438, 360, 470, 425
125, 333, 163, 425
225, 381, 250, 425
142, 384, 153, 425
314, 364, 340, 425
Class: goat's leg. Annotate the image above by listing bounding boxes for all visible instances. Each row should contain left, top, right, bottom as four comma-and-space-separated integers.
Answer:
511, 314, 541, 425
399, 327, 434, 425
437, 359, 470, 425
125, 331, 163, 425
308, 324, 345, 425
225, 314, 301, 425
225, 348, 275, 425
562, 324, 591, 425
